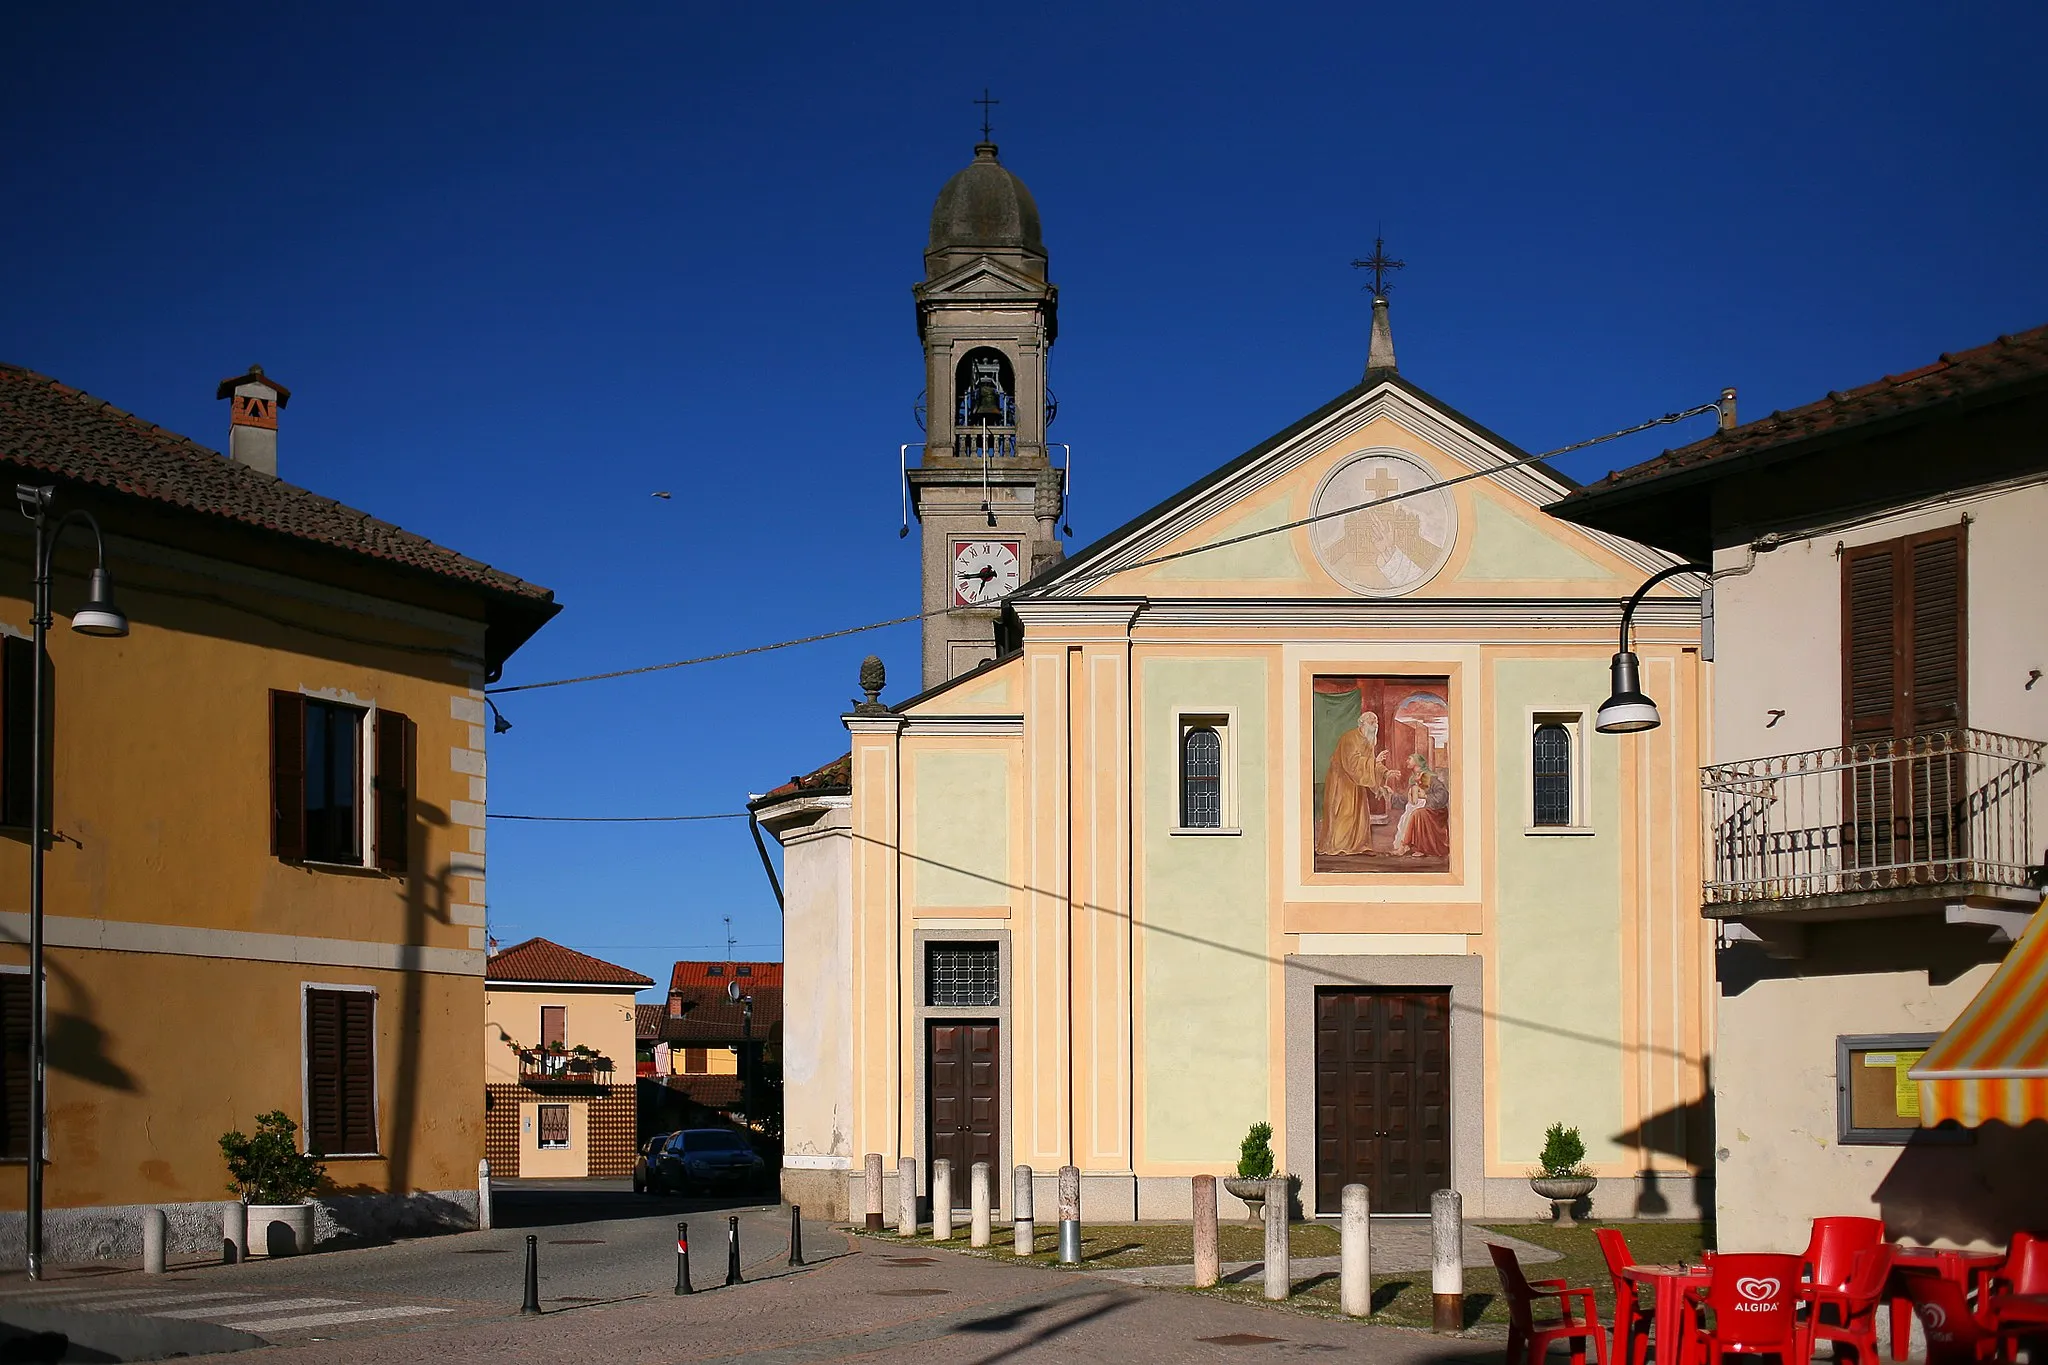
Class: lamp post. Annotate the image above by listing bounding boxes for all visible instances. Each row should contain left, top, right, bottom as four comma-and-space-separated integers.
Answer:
16, 485, 129, 1279
1595, 561, 1710, 735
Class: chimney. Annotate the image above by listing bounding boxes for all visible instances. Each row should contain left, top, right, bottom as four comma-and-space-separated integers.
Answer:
1718, 386, 1738, 431
215, 364, 290, 476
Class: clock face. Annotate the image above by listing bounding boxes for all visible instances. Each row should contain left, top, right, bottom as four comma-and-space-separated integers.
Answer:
953, 539, 1021, 606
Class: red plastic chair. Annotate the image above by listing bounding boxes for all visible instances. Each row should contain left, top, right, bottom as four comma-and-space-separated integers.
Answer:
1687, 1253, 1807, 1365
1988, 1230, 2048, 1297
1807, 1246, 1894, 1365
1595, 1228, 1653, 1365
1803, 1217, 1886, 1298
1489, 1242, 1609, 1365
1901, 1274, 2001, 1365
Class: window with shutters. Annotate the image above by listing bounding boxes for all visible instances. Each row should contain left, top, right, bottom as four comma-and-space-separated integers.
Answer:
537, 1103, 571, 1149
1174, 714, 1235, 832
683, 1048, 708, 1074
270, 693, 413, 873
0, 637, 35, 829
0, 973, 28, 1160
304, 987, 378, 1156
1841, 526, 1967, 869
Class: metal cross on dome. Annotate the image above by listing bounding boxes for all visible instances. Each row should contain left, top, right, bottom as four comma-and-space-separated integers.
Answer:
975, 88, 1000, 141
1351, 234, 1406, 298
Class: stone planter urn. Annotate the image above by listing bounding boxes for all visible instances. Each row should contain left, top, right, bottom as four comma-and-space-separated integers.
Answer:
246, 1202, 316, 1257
1529, 1176, 1597, 1228
1223, 1177, 1270, 1224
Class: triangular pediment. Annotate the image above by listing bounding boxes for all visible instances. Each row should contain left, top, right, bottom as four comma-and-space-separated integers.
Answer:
918, 255, 1051, 301
1018, 375, 1693, 603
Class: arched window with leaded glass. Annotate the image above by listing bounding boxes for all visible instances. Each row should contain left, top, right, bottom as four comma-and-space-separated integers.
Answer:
1180, 725, 1223, 828
1532, 722, 1573, 827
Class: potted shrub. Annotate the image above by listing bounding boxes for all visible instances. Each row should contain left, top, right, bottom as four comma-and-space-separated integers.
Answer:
1223, 1122, 1279, 1223
1528, 1122, 1597, 1226
220, 1110, 326, 1257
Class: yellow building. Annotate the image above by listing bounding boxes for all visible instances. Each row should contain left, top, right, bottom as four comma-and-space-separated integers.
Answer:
0, 362, 555, 1263
757, 144, 1714, 1223
483, 939, 649, 1180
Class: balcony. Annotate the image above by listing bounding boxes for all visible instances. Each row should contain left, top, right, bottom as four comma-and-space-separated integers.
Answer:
517, 1048, 615, 1087
1702, 727, 2046, 918
954, 426, 1016, 460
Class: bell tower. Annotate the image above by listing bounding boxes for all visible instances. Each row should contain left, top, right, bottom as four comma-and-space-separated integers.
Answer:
907, 134, 1064, 688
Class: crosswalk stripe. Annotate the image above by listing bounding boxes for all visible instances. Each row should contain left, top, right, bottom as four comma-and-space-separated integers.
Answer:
34, 1291, 259, 1311
222, 1305, 453, 1332
153, 1297, 355, 1320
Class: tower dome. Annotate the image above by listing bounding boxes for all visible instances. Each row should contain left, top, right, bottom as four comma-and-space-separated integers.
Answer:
927, 142, 1046, 265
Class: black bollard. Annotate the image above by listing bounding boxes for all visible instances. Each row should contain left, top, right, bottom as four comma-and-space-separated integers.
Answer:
725, 1215, 743, 1287
674, 1221, 693, 1295
521, 1234, 540, 1315
788, 1205, 805, 1267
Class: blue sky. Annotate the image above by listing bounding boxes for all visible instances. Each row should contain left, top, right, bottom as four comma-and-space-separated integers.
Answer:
5, 3, 2043, 997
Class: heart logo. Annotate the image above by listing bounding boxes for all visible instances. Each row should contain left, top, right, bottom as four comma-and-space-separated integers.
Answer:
1920, 1304, 1948, 1330
1736, 1277, 1780, 1302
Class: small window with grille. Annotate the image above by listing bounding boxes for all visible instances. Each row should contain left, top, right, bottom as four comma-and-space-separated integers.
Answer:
537, 1103, 571, 1149
926, 942, 999, 1008
1175, 715, 1232, 831
1532, 723, 1572, 826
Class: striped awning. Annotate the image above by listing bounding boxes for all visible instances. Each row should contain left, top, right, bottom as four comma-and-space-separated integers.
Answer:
1911, 909, 2048, 1127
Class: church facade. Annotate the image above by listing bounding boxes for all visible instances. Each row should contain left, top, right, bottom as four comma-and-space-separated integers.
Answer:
756, 139, 1715, 1223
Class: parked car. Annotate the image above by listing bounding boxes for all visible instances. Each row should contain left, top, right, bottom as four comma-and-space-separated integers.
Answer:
632, 1132, 674, 1195
648, 1128, 768, 1196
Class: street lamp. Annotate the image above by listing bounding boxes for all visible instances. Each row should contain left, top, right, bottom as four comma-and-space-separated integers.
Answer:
1596, 561, 1710, 735
17, 484, 128, 1279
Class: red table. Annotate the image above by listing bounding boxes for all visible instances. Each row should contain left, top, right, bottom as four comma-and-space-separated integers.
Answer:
1887, 1246, 2006, 1360
1622, 1263, 1710, 1365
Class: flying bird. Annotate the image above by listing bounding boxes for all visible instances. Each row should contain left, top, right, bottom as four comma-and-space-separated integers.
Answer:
651, 491, 672, 499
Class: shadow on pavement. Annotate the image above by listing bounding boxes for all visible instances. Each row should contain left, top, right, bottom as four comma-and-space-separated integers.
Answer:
954, 1290, 1134, 1365
494, 1183, 775, 1230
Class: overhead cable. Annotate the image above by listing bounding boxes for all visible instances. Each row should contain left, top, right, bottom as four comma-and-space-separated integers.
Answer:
487, 400, 1718, 696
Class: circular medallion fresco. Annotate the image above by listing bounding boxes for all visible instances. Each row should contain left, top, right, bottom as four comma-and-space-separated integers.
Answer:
1309, 450, 1458, 597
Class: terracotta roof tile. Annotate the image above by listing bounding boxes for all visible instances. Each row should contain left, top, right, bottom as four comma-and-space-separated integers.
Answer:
635, 1004, 665, 1041
668, 961, 784, 992
486, 937, 654, 987
661, 961, 783, 1042
660, 1074, 746, 1110
0, 362, 553, 604
1557, 322, 2048, 504
750, 753, 851, 806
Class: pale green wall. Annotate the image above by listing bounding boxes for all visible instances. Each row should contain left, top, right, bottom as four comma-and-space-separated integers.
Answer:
1139, 657, 1271, 1162
1152, 499, 1310, 581
910, 750, 1010, 907
1457, 499, 1612, 582
1491, 658, 1628, 1166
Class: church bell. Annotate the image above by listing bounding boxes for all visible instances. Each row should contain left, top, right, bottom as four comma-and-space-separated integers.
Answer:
967, 377, 1005, 423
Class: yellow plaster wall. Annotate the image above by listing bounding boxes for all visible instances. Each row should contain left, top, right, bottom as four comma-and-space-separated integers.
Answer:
908, 750, 1012, 909
483, 985, 640, 1084
515, 1098, 590, 1178
0, 946, 482, 1210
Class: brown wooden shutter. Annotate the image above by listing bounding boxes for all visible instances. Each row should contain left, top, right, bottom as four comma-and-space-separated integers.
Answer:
0, 975, 29, 1160
305, 988, 343, 1154
271, 691, 307, 860
1, 637, 34, 828
1907, 527, 1966, 736
339, 992, 376, 1154
306, 988, 377, 1155
1842, 540, 1902, 747
540, 1005, 565, 1050
371, 709, 414, 874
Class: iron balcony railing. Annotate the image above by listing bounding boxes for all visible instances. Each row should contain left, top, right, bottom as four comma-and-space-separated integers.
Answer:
518, 1049, 615, 1085
954, 426, 1017, 460
1702, 727, 2045, 908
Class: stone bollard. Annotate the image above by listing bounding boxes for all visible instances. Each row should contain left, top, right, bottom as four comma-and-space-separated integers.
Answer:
932, 1159, 954, 1241
1192, 1174, 1219, 1289
897, 1157, 918, 1237
1057, 1165, 1082, 1265
222, 1202, 247, 1265
969, 1162, 992, 1248
864, 1153, 886, 1233
1013, 1165, 1035, 1256
1262, 1175, 1290, 1301
1341, 1183, 1371, 1316
142, 1209, 167, 1274
478, 1158, 493, 1232
1431, 1188, 1464, 1333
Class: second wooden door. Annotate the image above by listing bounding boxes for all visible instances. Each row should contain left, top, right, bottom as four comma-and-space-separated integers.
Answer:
927, 1021, 1000, 1209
